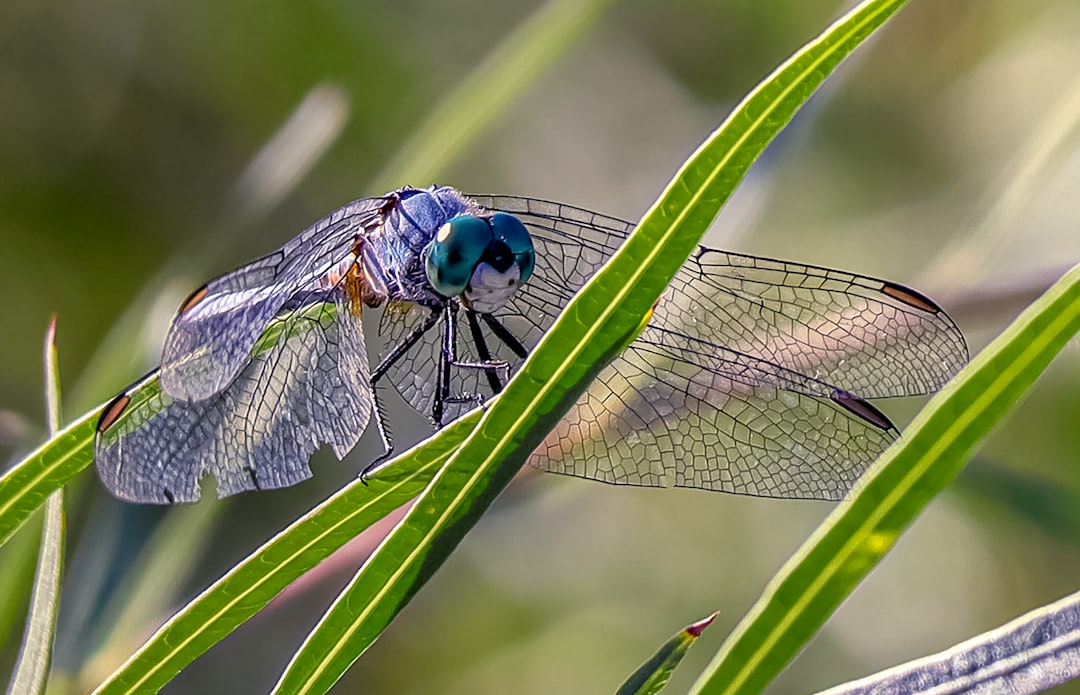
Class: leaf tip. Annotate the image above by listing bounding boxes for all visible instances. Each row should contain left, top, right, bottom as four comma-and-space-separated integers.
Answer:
686, 611, 719, 637
46, 312, 58, 348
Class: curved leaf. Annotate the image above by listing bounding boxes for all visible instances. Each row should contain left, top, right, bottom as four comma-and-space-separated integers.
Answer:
617, 613, 718, 695
7, 317, 67, 695
88, 409, 479, 695
690, 262, 1080, 693
0, 408, 92, 554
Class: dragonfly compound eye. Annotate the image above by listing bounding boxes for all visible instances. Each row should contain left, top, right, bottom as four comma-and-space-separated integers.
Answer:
425, 215, 493, 296
490, 212, 535, 284
459, 212, 536, 313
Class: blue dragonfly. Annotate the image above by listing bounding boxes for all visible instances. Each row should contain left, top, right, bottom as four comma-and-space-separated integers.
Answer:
95, 185, 968, 504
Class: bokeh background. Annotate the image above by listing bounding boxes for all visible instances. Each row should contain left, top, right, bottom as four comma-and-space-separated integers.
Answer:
4, 0, 1080, 692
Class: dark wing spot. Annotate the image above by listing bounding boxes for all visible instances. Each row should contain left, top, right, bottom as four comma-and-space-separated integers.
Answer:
830, 390, 894, 431
177, 285, 209, 315
881, 281, 940, 314
97, 393, 132, 433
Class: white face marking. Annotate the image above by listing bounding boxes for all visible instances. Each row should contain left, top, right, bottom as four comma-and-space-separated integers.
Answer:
462, 262, 522, 313
436, 222, 453, 244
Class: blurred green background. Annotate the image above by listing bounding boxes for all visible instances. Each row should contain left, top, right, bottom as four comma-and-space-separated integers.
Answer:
4, 0, 1080, 692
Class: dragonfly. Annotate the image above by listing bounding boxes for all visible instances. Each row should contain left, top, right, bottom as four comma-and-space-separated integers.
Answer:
95, 185, 968, 504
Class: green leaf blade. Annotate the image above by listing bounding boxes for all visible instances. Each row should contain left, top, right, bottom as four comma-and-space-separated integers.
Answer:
7, 317, 67, 695
271, 310, 646, 695
617, 613, 718, 695
0, 413, 96, 551
691, 264, 1080, 694
90, 411, 479, 695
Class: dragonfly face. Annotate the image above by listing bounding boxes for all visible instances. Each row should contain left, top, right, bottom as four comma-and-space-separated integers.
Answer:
424, 212, 536, 313
94, 185, 968, 504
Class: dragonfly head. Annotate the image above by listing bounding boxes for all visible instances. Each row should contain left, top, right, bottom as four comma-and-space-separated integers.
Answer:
424, 212, 535, 313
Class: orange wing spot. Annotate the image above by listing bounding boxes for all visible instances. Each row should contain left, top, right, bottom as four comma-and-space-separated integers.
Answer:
97, 393, 132, 433
881, 281, 940, 314
177, 285, 209, 315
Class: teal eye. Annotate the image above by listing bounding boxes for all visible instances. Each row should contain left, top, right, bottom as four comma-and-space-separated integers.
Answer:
425, 215, 493, 296
490, 213, 535, 284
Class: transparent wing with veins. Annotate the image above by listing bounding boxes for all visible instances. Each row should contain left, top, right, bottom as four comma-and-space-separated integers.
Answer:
95, 282, 373, 504
159, 197, 388, 402
467, 195, 968, 499
95, 196, 392, 503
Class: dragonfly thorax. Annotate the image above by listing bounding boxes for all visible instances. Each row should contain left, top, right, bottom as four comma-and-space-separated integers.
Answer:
423, 212, 535, 313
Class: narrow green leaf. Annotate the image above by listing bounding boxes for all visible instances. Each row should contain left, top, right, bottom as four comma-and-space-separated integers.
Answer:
271, 1, 911, 692
89, 410, 479, 695
273, 309, 647, 695
371, 0, 619, 192
816, 588, 1080, 694
7, 316, 67, 695
690, 263, 1080, 694
617, 613, 718, 695
0, 412, 96, 552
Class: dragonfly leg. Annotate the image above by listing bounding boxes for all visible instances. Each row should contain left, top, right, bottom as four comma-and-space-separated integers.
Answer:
465, 310, 507, 394
434, 305, 454, 426
434, 304, 519, 426
481, 313, 528, 360
361, 305, 442, 482
370, 306, 442, 383
358, 387, 396, 484
446, 307, 518, 382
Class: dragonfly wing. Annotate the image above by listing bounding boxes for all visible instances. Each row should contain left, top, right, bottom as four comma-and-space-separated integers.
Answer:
471, 195, 965, 496
530, 325, 895, 500
655, 249, 969, 399
96, 294, 372, 503
474, 195, 968, 398
376, 303, 442, 420
160, 197, 388, 402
